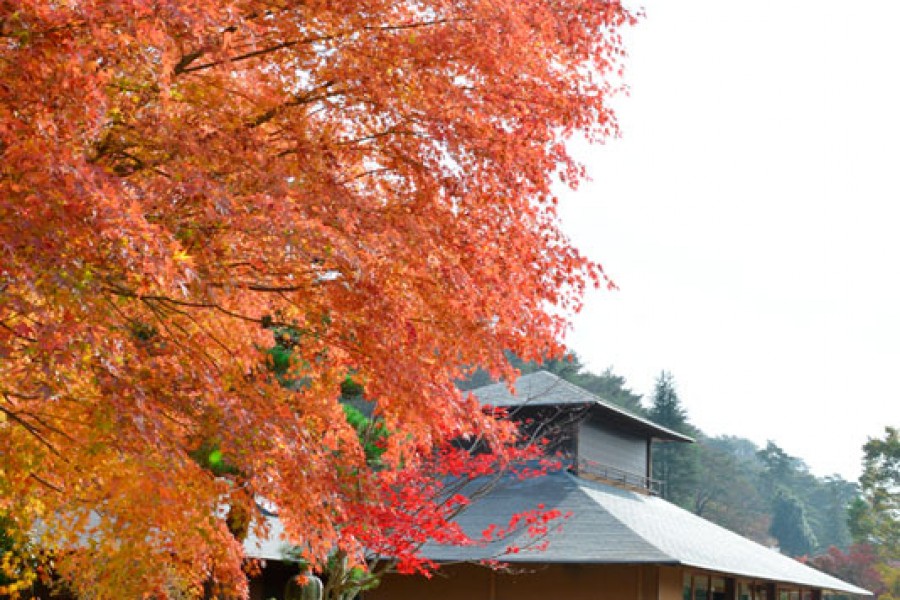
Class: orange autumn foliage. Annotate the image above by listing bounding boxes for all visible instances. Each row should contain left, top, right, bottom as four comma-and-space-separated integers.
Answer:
0, 0, 630, 596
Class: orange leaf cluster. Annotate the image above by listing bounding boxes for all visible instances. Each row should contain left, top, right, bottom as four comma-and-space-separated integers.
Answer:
0, 0, 629, 596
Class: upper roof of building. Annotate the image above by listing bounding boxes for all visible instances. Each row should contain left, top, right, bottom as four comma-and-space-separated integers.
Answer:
469, 370, 693, 443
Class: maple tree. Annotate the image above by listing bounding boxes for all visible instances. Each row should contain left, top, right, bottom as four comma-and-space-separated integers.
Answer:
802, 544, 887, 598
309, 438, 565, 600
0, 0, 631, 596
260, 365, 568, 600
879, 563, 900, 600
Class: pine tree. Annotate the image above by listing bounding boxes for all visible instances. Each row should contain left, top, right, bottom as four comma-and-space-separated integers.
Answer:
647, 371, 700, 507
770, 491, 818, 556
849, 427, 900, 560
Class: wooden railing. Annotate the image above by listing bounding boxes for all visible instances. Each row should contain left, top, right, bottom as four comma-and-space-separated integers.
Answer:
577, 459, 662, 496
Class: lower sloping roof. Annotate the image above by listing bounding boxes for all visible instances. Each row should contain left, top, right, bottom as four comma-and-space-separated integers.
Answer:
244, 510, 289, 563
418, 471, 871, 596
243, 470, 869, 596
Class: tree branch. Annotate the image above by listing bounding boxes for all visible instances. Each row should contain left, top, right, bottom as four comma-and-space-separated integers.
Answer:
176, 35, 338, 75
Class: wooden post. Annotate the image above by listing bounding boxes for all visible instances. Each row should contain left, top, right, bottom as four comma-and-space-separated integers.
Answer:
725, 577, 736, 600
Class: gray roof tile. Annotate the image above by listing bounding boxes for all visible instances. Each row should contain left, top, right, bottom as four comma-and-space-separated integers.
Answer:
244, 372, 865, 595
418, 471, 870, 595
469, 371, 693, 442
245, 471, 869, 595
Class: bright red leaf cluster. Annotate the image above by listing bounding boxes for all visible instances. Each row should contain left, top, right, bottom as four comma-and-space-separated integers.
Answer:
339, 444, 560, 578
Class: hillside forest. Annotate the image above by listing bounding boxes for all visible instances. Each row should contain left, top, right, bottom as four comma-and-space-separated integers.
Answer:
461, 355, 900, 599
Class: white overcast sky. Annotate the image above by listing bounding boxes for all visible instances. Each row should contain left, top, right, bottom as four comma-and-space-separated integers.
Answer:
558, 0, 900, 481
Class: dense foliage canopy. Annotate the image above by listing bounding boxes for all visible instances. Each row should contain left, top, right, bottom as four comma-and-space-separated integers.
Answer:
0, 0, 631, 596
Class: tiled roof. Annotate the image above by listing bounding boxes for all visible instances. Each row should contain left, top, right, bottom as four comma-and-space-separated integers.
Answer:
245, 470, 869, 594
470, 370, 603, 407
244, 510, 289, 562
243, 372, 866, 595
469, 371, 693, 443
416, 471, 870, 596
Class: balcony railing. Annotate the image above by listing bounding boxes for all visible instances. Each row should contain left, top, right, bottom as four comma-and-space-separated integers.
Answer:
577, 459, 662, 496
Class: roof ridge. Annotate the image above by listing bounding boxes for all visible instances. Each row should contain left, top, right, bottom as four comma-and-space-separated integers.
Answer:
517, 372, 694, 443
519, 370, 595, 403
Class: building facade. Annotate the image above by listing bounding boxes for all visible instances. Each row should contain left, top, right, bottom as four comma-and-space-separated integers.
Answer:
247, 371, 869, 600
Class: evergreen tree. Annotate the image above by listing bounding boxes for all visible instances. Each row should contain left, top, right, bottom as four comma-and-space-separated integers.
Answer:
849, 427, 900, 560
757, 442, 805, 495
770, 491, 818, 556
755, 441, 856, 553
812, 476, 857, 551
648, 372, 689, 430
647, 371, 700, 507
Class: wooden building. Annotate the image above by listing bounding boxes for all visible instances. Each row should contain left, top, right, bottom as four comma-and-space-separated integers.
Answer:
246, 371, 870, 600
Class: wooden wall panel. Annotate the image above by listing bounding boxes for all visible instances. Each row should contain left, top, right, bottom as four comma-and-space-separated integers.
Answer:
658, 566, 685, 600
579, 421, 648, 477
368, 563, 655, 600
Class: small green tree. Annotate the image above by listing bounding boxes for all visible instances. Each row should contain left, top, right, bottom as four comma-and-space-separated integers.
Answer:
647, 371, 699, 507
878, 562, 900, 600
770, 491, 817, 556
813, 476, 857, 551
849, 427, 900, 560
